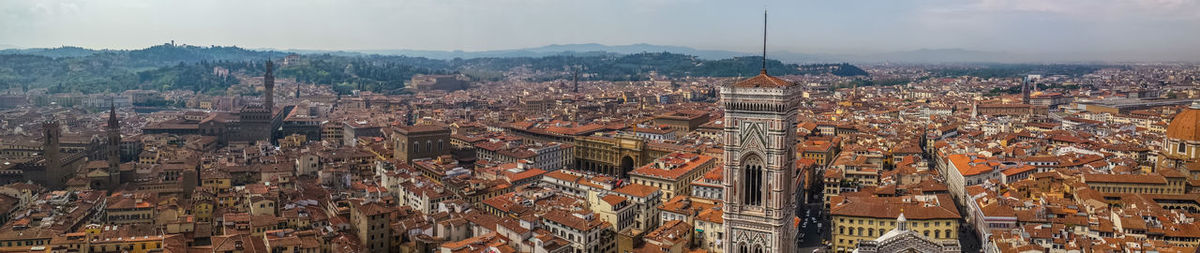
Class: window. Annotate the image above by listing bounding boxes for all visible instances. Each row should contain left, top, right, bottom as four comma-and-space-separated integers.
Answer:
741, 155, 764, 206
1179, 142, 1187, 154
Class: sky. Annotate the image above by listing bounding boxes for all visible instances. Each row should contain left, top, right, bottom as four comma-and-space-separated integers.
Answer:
2, 0, 1199, 61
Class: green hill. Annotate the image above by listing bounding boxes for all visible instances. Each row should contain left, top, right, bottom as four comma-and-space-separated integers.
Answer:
0, 44, 867, 94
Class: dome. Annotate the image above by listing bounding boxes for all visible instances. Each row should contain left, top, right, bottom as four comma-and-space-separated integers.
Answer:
1167, 101, 1200, 142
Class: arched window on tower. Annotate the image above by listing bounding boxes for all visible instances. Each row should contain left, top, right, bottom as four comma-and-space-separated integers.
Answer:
742, 155, 764, 206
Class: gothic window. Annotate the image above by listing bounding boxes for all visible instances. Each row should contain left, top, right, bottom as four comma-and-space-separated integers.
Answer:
1179, 142, 1187, 154
742, 155, 764, 206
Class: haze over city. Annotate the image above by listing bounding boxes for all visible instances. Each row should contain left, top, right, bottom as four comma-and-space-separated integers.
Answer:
1, 1, 1200, 253
4, 0, 1200, 61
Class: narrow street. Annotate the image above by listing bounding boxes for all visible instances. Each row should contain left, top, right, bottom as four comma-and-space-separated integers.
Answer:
796, 179, 829, 252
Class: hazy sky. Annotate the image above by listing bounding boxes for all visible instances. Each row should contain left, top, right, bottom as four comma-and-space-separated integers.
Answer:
2, 0, 1199, 60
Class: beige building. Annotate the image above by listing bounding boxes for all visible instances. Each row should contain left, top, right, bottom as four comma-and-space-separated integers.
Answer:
541, 209, 616, 253
350, 200, 392, 252
588, 191, 636, 233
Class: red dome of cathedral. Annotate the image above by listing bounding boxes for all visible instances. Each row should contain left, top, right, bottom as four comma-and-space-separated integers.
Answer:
1167, 101, 1200, 142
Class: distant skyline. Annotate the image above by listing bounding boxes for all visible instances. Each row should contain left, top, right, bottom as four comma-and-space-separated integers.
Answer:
3, 0, 1199, 61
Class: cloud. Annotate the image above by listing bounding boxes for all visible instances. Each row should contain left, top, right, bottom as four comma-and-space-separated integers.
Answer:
967, 0, 1200, 21
0, 0, 1197, 61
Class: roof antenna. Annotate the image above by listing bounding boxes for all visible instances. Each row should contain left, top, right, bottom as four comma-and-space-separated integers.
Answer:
762, 10, 768, 75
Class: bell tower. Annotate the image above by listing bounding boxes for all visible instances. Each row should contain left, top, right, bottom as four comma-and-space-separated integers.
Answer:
264, 60, 275, 109
107, 102, 122, 190
42, 118, 63, 189
722, 11, 800, 253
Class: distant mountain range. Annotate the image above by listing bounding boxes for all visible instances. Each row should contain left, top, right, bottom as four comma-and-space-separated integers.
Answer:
0, 46, 103, 58
286, 44, 1022, 64
0, 43, 1054, 63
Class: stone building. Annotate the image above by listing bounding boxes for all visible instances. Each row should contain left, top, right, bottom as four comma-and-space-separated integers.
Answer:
392, 125, 451, 164
721, 68, 802, 252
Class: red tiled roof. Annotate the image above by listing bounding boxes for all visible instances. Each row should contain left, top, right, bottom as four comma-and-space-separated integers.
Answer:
731, 71, 794, 88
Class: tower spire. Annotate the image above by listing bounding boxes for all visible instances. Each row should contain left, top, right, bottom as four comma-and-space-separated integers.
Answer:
762, 10, 768, 74
106, 99, 122, 191
108, 100, 118, 128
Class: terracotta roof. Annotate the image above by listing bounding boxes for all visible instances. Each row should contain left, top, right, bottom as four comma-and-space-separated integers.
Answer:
601, 195, 627, 206
643, 220, 692, 244
830, 194, 961, 220
629, 153, 713, 181
541, 209, 607, 232
731, 70, 795, 88
1001, 165, 1037, 176
947, 154, 994, 176
1082, 174, 1168, 185
694, 206, 723, 224
613, 183, 659, 199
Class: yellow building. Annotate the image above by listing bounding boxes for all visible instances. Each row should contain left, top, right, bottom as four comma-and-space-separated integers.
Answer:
47, 224, 166, 253
799, 140, 838, 166
279, 134, 307, 149
830, 194, 961, 252
82, 234, 164, 253
628, 153, 714, 202
104, 193, 156, 225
